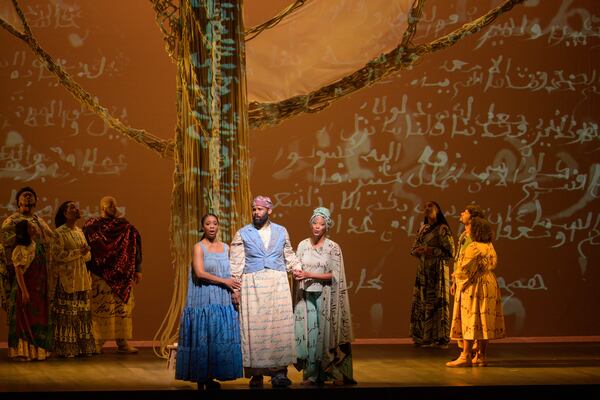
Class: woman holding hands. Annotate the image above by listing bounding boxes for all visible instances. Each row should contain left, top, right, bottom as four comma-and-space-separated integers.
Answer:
175, 213, 243, 389
293, 207, 355, 386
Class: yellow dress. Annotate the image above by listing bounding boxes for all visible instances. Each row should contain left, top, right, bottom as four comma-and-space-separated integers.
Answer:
450, 242, 505, 341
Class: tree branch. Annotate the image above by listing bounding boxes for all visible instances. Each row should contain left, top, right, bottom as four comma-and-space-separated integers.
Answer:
148, 0, 180, 62
1, 0, 175, 159
245, 0, 309, 41
400, 0, 427, 49
0, 13, 25, 40
248, 0, 526, 130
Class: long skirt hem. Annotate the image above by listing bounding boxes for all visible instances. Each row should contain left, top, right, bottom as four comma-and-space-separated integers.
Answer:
175, 304, 243, 382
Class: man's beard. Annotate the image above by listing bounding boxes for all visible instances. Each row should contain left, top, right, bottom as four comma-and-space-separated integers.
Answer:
253, 213, 269, 228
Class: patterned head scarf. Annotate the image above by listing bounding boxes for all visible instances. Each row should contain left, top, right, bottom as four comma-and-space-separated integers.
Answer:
310, 207, 334, 230
252, 195, 273, 209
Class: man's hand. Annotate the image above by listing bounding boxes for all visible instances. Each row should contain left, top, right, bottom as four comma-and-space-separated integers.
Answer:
223, 278, 241, 292
231, 290, 241, 306
293, 270, 309, 281
134, 272, 143, 284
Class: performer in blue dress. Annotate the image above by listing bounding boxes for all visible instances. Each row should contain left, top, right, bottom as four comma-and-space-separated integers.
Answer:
175, 213, 243, 390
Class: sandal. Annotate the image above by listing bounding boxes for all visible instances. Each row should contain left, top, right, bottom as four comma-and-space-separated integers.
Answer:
446, 353, 472, 367
472, 354, 488, 367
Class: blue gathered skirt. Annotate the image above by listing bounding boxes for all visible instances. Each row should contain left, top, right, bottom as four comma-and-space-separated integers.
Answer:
175, 303, 243, 382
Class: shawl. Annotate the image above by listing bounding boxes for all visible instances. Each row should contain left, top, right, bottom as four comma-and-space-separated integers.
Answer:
294, 238, 354, 372
83, 217, 141, 302
1, 212, 54, 312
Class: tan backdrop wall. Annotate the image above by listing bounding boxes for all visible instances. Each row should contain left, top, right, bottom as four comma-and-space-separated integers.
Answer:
1, 0, 599, 341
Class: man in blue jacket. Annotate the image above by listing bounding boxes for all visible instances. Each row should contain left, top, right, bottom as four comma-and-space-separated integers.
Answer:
230, 195, 302, 388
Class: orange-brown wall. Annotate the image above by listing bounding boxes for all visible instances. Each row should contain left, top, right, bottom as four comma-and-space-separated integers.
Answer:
1, 0, 599, 341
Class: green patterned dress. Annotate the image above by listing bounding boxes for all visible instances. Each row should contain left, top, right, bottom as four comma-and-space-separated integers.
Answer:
409, 223, 455, 347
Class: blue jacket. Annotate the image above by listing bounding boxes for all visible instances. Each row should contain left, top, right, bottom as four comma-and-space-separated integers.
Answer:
240, 223, 287, 273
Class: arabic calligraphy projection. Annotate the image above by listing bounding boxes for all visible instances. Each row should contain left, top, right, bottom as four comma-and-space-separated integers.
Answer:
252, 1, 599, 337
0, 1, 599, 339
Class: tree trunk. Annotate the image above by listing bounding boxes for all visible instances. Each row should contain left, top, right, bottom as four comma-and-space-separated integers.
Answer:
157, 0, 252, 354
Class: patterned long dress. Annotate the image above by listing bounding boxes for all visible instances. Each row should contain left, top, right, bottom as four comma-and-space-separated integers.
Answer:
450, 242, 506, 341
8, 242, 52, 360
1, 213, 54, 316
176, 242, 243, 382
293, 238, 355, 383
0, 244, 7, 312
409, 223, 455, 346
51, 225, 96, 357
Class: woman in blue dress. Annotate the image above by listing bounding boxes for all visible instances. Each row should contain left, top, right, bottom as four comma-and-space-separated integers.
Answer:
175, 213, 243, 390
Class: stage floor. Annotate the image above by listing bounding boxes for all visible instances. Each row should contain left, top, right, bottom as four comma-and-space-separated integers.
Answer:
1, 342, 599, 398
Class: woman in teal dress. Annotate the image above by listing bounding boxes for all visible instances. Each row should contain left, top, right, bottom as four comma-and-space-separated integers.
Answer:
293, 207, 355, 386
175, 213, 243, 389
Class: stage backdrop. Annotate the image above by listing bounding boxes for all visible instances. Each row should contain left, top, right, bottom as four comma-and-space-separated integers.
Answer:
1, 0, 599, 341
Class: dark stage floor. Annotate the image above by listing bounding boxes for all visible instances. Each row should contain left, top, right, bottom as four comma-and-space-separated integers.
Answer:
1, 342, 599, 399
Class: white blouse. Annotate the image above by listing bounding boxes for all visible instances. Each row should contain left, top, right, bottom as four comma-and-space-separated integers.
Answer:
52, 225, 92, 293
11, 242, 36, 273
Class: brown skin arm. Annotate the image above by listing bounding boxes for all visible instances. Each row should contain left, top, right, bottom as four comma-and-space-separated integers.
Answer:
14, 265, 30, 304
293, 270, 333, 281
192, 243, 241, 292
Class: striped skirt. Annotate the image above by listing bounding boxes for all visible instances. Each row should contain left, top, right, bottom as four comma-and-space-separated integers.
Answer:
52, 282, 96, 357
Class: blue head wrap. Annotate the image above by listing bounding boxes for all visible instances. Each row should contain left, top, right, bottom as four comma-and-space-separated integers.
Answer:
310, 207, 334, 230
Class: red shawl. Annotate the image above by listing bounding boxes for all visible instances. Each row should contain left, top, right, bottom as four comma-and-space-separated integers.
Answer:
83, 217, 142, 303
